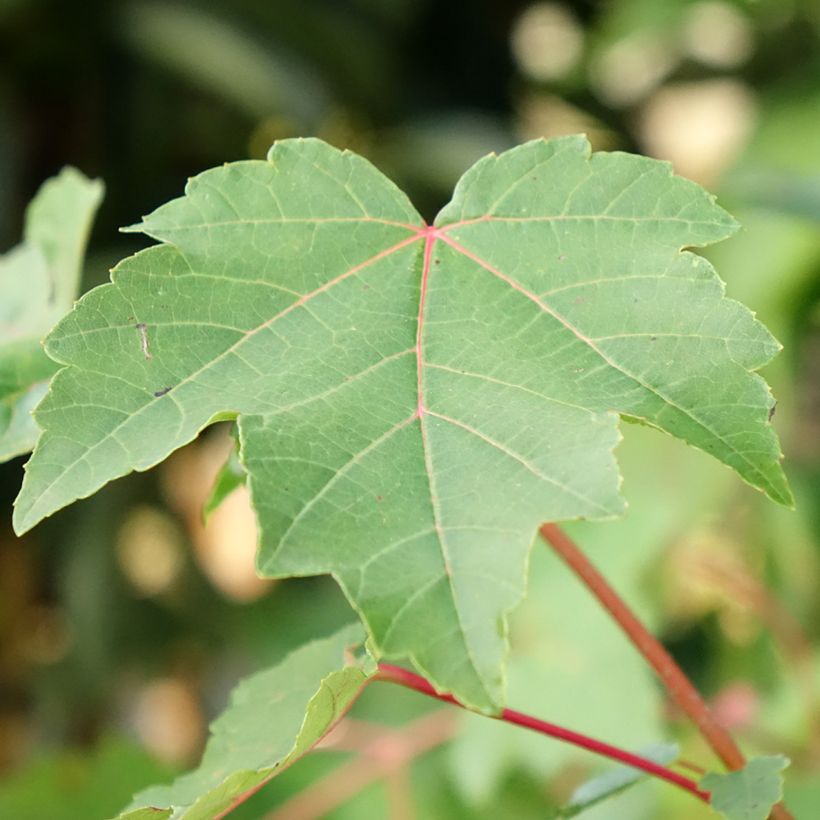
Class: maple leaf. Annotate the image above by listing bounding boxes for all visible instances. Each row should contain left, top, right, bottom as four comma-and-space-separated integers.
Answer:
14, 137, 789, 710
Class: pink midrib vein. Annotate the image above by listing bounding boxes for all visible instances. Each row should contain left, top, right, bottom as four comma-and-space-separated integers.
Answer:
415, 225, 441, 419
413, 224, 490, 698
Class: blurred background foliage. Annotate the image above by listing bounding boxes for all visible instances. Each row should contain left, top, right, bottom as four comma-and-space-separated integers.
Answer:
1, 0, 820, 817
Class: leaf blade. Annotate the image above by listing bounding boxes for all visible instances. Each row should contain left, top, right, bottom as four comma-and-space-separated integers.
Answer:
117, 624, 373, 819
203, 427, 246, 519
15, 137, 789, 711
701, 755, 790, 820
0, 167, 102, 461
435, 137, 789, 506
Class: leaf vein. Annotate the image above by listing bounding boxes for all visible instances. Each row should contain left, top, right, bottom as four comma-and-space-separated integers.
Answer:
425, 408, 613, 515
23, 234, 423, 520
440, 233, 774, 493
269, 413, 417, 563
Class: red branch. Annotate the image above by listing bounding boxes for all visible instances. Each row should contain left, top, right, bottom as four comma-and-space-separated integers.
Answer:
216, 221, 790, 819
539, 523, 794, 820
540, 523, 745, 767
375, 662, 710, 804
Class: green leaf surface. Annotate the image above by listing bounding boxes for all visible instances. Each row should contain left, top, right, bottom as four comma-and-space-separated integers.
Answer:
117, 623, 373, 819
559, 742, 679, 817
15, 136, 788, 711
203, 427, 246, 519
702, 756, 789, 820
0, 167, 103, 461
447, 446, 672, 809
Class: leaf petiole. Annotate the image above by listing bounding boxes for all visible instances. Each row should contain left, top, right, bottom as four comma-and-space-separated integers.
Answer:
539, 523, 794, 820
374, 662, 711, 806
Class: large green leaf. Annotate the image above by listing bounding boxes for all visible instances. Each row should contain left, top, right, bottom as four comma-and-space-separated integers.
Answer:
0, 167, 103, 461
14, 137, 788, 711
701, 756, 789, 820
117, 624, 373, 819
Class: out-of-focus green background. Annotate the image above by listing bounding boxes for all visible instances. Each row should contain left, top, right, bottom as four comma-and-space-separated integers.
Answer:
1, 1, 820, 817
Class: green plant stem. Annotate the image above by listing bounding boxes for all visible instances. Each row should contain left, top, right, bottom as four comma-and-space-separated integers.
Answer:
375, 662, 711, 805
539, 523, 794, 820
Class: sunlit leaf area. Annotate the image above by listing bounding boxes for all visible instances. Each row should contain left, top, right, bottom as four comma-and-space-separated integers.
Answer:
2, 1, 820, 818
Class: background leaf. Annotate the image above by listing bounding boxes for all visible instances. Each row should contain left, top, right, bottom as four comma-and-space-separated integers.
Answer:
701, 755, 789, 820
203, 427, 246, 519
0, 167, 103, 461
0, 737, 170, 820
559, 742, 679, 817
118, 623, 373, 819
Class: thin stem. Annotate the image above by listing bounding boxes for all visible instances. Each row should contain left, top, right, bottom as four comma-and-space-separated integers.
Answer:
385, 764, 416, 820
540, 523, 743, 766
376, 662, 710, 804
539, 523, 794, 820
675, 758, 707, 776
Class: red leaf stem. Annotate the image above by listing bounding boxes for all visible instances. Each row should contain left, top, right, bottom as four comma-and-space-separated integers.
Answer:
375, 662, 710, 805
539, 523, 793, 820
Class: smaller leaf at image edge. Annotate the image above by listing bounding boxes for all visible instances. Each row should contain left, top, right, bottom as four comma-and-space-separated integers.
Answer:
701, 755, 789, 820
14, 136, 790, 712
0, 167, 103, 461
558, 742, 679, 817
116, 623, 373, 819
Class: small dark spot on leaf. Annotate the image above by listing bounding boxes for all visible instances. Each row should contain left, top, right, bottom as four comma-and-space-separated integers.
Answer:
633, 298, 639, 303
376, 495, 383, 502
575, 296, 585, 305
153, 386, 172, 397
434, 259, 441, 265
768, 402, 777, 421
650, 336, 658, 342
